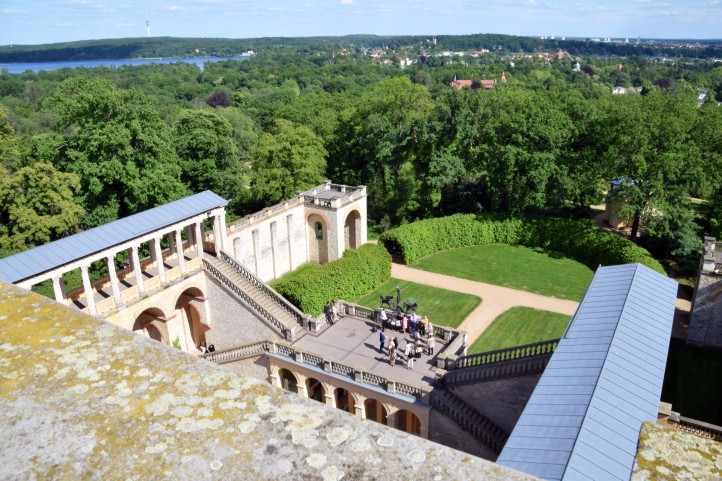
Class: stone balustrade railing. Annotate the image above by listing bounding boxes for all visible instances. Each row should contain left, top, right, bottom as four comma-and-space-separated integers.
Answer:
442, 352, 553, 387
452, 338, 560, 370
204, 339, 431, 401
219, 251, 311, 332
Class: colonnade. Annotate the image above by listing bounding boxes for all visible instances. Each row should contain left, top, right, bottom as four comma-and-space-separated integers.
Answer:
19, 208, 227, 317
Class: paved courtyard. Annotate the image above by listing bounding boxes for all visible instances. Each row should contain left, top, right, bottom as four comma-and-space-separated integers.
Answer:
294, 316, 449, 389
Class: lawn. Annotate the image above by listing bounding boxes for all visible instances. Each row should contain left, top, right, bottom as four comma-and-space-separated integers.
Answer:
468, 307, 571, 354
352, 278, 480, 328
413, 244, 593, 300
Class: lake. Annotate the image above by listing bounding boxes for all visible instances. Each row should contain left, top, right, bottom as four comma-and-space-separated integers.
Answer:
0, 55, 251, 74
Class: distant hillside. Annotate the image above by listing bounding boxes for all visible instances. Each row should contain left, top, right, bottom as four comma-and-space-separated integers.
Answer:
1, 34, 722, 63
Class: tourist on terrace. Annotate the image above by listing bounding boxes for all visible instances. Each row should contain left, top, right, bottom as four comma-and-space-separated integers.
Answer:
379, 330, 386, 353
406, 350, 415, 369
401, 314, 408, 333
389, 344, 396, 366
428, 335, 436, 356
404, 340, 411, 359
378, 309, 388, 331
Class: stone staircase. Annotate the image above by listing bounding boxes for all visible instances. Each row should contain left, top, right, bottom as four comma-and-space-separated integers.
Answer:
429, 387, 509, 454
202, 252, 308, 341
443, 339, 558, 387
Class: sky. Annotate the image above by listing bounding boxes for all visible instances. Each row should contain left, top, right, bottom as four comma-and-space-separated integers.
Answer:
1, 0, 721, 46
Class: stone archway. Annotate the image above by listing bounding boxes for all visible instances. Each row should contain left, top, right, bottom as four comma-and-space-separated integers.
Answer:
364, 398, 388, 425
307, 214, 329, 264
334, 387, 355, 414
133, 307, 169, 345
278, 368, 298, 393
344, 210, 362, 250
395, 409, 421, 435
175, 287, 210, 351
306, 378, 325, 403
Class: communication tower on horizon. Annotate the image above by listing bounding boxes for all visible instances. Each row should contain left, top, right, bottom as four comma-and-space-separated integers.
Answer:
145, 20, 151, 37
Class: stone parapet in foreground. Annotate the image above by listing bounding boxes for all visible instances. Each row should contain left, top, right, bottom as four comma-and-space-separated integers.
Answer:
0, 283, 536, 481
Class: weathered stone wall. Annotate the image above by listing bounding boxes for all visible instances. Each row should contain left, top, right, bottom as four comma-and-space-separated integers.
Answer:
205, 275, 284, 350
0, 282, 540, 481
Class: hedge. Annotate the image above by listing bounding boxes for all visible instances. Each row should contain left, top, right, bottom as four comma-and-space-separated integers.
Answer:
272, 243, 391, 316
379, 214, 665, 274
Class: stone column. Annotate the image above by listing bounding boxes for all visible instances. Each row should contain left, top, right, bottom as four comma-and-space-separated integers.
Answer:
270, 221, 278, 279
80, 264, 97, 316
213, 215, 222, 254
153, 237, 166, 283
194, 222, 204, 259
185, 225, 194, 255
219, 209, 228, 252
354, 394, 367, 420
131, 244, 144, 295
323, 383, 336, 408
51, 275, 66, 304
286, 214, 294, 272
106, 255, 122, 305
295, 373, 308, 398
175, 229, 186, 273
384, 404, 400, 429
268, 364, 281, 388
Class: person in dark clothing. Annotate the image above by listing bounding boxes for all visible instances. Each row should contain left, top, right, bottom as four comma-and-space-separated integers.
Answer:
379, 331, 386, 353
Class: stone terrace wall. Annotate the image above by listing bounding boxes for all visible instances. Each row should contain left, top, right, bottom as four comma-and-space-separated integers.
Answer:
0, 282, 539, 481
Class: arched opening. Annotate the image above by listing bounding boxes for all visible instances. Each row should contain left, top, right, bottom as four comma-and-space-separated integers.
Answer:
133, 307, 169, 345
334, 387, 355, 414
344, 210, 362, 250
278, 368, 298, 393
364, 399, 388, 425
175, 287, 210, 351
307, 214, 328, 264
396, 409, 421, 435
306, 378, 325, 403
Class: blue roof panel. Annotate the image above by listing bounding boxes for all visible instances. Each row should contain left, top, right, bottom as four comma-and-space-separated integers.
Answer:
0, 191, 227, 283
497, 263, 677, 481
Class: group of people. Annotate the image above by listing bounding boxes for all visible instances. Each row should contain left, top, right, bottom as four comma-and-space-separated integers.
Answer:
378, 323, 436, 370
378, 309, 430, 337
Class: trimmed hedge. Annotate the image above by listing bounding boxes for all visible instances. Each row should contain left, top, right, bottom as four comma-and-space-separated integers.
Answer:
272, 243, 391, 316
380, 214, 665, 274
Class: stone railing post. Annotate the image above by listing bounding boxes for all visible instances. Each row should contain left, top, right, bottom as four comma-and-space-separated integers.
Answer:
387, 381, 396, 393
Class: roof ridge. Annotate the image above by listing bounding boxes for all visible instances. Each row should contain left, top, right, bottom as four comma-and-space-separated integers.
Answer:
559, 264, 640, 481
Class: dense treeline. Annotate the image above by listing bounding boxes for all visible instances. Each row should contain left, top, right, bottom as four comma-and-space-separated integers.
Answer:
3, 34, 722, 63
1, 52, 722, 275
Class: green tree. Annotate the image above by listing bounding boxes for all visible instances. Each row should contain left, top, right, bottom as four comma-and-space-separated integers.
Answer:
0, 162, 84, 255
331, 77, 434, 224
600, 91, 700, 239
174, 108, 246, 206
46, 77, 187, 227
0, 107, 19, 169
252, 119, 327, 204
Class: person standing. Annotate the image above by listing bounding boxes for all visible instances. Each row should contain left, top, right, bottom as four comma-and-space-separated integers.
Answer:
389, 344, 396, 366
428, 335, 436, 356
379, 309, 387, 331
406, 351, 415, 369
379, 330, 386, 353
404, 339, 411, 360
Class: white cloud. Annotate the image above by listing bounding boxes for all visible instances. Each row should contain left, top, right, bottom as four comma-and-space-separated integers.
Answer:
339, 0, 353, 4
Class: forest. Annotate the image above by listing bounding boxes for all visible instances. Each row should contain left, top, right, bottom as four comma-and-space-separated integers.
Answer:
2, 34, 722, 62
1, 49, 722, 279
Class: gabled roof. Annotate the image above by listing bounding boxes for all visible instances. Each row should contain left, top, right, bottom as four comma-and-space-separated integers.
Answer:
0, 191, 227, 284
498, 263, 677, 481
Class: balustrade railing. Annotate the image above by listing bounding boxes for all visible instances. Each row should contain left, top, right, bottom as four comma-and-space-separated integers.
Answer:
202, 258, 292, 340
202, 341, 270, 364
452, 338, 560, 370
443, 353, 552, 387
219, 251, 308, 330
204, 337, 431, 401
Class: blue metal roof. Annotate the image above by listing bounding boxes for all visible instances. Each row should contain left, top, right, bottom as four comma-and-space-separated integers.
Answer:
497, 263, 677, 481
0, 191, 227, 284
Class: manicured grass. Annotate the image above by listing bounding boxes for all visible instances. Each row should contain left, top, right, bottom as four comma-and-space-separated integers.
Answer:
469, 307, 570, 354
413, 244, 593, 300
352, 278, 480, 328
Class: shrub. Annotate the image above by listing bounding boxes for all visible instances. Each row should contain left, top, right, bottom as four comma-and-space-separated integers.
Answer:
272, 243, 391, 316
380, 214, 665, 274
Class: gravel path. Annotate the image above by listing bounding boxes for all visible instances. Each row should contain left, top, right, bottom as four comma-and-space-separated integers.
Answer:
391, 263, 580, 342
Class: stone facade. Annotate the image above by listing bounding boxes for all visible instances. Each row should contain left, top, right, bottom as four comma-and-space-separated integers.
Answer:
226, 182, 368, 283
688, 236, 722, 349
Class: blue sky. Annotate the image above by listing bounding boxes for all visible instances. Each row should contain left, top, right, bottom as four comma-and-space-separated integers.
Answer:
1, 0, 721, 45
